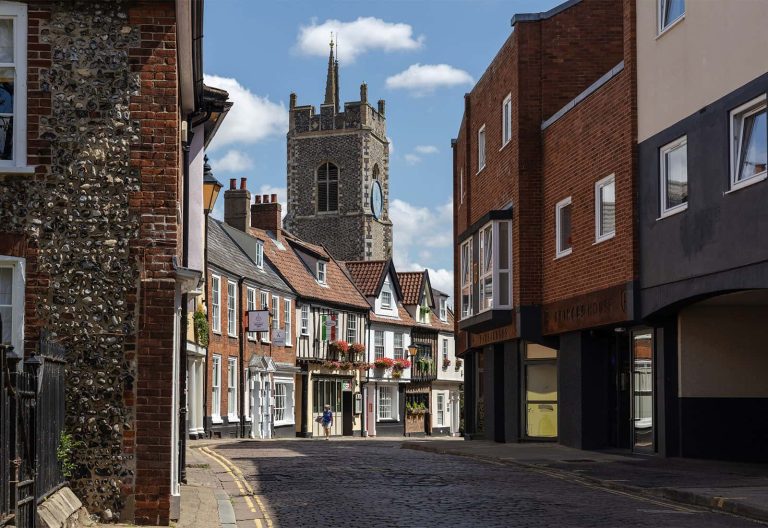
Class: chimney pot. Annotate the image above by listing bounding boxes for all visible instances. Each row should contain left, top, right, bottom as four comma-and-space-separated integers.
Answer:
229, 178, 236, 190
254, 195, 261, 204
270, 193, 277, 203
240, 177, 247, 190
262, 194, 269, 203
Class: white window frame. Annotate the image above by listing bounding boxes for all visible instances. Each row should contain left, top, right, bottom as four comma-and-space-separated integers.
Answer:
378, 385, 394, 421
460, 237, 473, 320
436, 393, 445, 427
272, 295, 280, 333
317, 261, 327, 284
227, 357, 238, 422
478, 223, 493, 313
300, 304, 309, 335
346, 314, 356, 344
211, 274, 221, 333
255, 241, 264, 269
730, 94, 767, 191
273, 378, 295, 426
374, 330, 385, 359
0, 256, 24, 353
246, 287, 257, 341
227, 281, 237, 337
459, 168, 464, 205
284, 298, 292, 347
394, 332, 404, 359
0, 3, 29, 172
260, 291, 270, 342
442, 338, 448, 361
659, 136, 688, 218
477, 124, 486, 173
211, 355, 222, 423
381, 290, 392, 309
658, 0, 685, 35
594, 174, 616, 243
501, 93, 512, 148
439, 298, 447, 321
555, 197, 573, 258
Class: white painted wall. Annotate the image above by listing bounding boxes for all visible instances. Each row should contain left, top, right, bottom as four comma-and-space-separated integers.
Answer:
373, 274, 399, 317
436, 332, 462, 381
367, 322, 411, 380
188, 124, 205, 274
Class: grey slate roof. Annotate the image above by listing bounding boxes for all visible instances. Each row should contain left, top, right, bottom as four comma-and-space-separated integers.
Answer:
208, 219, 293, 295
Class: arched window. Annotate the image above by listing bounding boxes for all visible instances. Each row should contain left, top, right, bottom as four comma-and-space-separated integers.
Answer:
372, 164, 380, 180
317, 162, 339, 212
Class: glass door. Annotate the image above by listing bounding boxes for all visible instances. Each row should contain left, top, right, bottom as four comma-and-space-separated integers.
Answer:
524, 343, 558, 439
631, 331, 654, 452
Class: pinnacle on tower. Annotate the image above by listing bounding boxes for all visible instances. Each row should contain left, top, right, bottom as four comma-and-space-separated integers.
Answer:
324, 36, 340, 112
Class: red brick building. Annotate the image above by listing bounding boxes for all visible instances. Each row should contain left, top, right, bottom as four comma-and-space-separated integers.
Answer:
453, 0, 637, 449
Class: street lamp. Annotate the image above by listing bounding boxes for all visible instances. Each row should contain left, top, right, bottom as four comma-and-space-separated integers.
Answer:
407, 344, 419, 358
203, 156, 223, 214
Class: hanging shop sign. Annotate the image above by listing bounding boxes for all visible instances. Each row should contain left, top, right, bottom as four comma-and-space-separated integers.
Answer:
248, 310, 270, 333
272, 329, 286, 347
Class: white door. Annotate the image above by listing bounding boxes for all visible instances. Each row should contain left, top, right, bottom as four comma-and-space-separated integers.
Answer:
262, 379, 272, 439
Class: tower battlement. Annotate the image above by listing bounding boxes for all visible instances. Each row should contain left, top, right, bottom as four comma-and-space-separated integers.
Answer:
289, 89, 387, 139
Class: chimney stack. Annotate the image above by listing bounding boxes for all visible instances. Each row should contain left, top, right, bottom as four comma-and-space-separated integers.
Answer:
224, 177, 251, 232
251, 191, 282, 237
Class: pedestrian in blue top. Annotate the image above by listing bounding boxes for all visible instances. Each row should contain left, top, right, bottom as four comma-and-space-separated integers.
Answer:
322, 404, 333, 440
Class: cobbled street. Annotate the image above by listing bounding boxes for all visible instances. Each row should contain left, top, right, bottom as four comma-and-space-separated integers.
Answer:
211, 440, 761, 528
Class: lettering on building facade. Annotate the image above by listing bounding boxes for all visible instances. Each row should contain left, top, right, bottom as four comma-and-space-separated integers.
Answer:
542, 283, 633, 334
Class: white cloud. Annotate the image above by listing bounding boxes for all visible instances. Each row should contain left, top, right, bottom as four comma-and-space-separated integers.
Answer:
414, 145, 438, 155
204, 74, 287, 150
404, 153, 421, 165
295, 17, 424, 63
385, 64, 474, 95
390, 198, 454, 299
387, 136, 394, 155
214, 150, 254, 173
254, 184, 288, 220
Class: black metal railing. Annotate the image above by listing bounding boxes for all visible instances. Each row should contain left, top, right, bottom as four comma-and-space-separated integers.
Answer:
1, 341, 11, 526
36, 332, 67, 501
411, 350, 437, 381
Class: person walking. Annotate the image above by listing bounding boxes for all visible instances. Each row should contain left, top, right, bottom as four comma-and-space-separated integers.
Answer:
321, 404, 333, 440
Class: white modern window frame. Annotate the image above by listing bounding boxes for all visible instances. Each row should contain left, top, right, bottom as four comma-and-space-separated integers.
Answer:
477, 124, 486, 173
439, 298, 447, 321
460, 237, 473, 320
246, 287, 256, 341
381, 290, 392, 309
378, 385, 395, 421
594, 174, 616, 243
211, 274, 221, 333
659, 136, 688, 217
300, 304, 309, 335
0, 256, 24, 353
436, 392, 445, 427
255, 241, 264, 269
501, 93, 512, 147
227, 357, 238, 422
284, 298, 292, 347
459, 168, 464, 205
658, 0, 685, 35
317, 261, 327, 284
260, 291, 270, 342
442, 338, 448, 361
394, 332, 404, 359
478, 223, 493, 313
273, 378, 295, 426
0, 3, 29, 172
227, 281, 237, 337
555, 197, 573, 258
211, 355, 222, 423
374, 330, 385, 359
730, 94, 767, 191
346, 313, 356, 344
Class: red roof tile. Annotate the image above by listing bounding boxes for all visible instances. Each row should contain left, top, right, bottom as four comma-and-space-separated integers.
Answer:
344, 260, 388, 297
397, 271, 425, 306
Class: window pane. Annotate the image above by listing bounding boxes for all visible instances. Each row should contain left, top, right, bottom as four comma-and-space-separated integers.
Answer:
498, 271, 509, 306
0, 67, 13, 113
526, 363, 558, 401
527, 403, 558, 438
483, 227, 492, 274
663, 0, 685, 26
738, 109, 767, 182
0, 267, 11, 305
600, 181, 616, 236
559, 203, 572, 252
498, 222, 509, 270
0, 20, 13, 63
665, 143, 687, 209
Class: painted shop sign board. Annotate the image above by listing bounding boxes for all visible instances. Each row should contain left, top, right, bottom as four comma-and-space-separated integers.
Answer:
272, 329, 286, 346
542, 283, 633, 335
248, 310, 270, 333
469, 323, 517, 348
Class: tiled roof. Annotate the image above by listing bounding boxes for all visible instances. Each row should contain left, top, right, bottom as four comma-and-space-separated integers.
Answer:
344, 260, 388, 297
397, 271, 424, 306
247, 226, 370, 312
208, 220, 292, 295
369, 302, 416, 328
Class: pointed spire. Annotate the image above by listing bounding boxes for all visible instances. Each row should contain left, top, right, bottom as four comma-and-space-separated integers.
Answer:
324, 35, 336, 108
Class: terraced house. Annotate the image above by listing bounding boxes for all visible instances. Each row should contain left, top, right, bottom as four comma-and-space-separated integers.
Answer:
0, 0, 231, 524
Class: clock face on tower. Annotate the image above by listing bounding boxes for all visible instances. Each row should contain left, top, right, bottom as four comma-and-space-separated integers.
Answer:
371, 180, 383, 220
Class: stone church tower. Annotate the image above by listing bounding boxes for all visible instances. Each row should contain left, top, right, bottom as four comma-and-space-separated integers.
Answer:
284, 40, 393, 262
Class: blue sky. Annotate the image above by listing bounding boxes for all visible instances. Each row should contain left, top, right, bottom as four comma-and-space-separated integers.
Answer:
203, 0, 561, 294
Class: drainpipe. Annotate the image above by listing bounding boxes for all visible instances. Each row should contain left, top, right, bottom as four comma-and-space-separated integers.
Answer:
178, 117, 192, 485
238, 278, 245, 438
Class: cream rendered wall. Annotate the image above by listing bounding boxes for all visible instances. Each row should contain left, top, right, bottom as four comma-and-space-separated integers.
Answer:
678, 305, 768, 397
637, 0, 768, 142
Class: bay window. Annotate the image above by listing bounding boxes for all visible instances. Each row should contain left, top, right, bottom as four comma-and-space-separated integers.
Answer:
460, 238, 472, 320
479, 224, 493, 311
478, 220, 513, 313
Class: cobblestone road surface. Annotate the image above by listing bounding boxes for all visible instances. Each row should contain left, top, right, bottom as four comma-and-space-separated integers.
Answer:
214, 440, 761, 528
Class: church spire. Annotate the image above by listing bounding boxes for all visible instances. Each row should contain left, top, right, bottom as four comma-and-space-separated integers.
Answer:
323, 35, 341, 112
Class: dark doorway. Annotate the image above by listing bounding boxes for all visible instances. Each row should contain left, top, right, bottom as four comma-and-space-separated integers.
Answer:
632, 330, 654, 453
609, 332, 632, 450
342, 391, 353, 436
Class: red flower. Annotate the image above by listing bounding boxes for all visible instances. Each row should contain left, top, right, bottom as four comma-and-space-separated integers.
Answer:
393, 358, 411, 370
373, 357, 394, 369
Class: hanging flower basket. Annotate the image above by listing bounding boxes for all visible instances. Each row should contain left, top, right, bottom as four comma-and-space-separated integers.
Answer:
455, 358, 463, 371
322, 360, 342, 370
393, 358, 411, 370
373, 357, 394, 370
442, 358, 452, 369
392, 370, 402, 379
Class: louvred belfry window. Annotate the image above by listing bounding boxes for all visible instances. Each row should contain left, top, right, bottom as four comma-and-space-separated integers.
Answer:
317, 162, 339, 212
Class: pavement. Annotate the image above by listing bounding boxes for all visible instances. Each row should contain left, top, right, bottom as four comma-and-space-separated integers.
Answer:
402, 438, 768, 524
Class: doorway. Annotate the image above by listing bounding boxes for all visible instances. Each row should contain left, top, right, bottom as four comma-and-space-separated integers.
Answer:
631, 330, 654, 453
523, 343, 558, 439
342, 391, 353, 436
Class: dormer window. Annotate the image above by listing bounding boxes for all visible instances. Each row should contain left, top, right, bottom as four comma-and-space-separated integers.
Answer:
439, 299, 447, 321
381, 290, 392, 308
255, 241, 264, 269
317, 261, 327, 284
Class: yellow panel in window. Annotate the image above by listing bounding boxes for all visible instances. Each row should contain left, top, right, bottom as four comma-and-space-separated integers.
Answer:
527, 403, 558, 438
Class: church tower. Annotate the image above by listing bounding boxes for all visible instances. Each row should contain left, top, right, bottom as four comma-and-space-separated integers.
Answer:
284, 39, 393, 262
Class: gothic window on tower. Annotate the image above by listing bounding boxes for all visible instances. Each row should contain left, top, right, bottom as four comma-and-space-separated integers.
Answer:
317, 162, 339, 212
